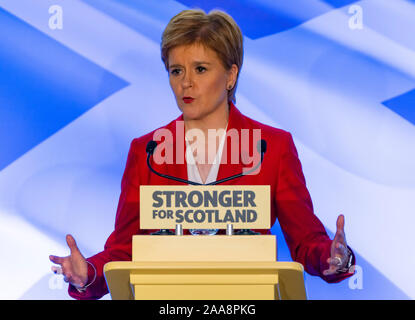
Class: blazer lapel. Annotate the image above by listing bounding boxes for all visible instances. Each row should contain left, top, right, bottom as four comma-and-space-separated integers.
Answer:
165, 114, 188, 185
216, 102, 246, 185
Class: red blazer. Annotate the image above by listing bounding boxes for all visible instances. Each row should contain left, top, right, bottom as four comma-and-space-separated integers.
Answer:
69, 103, 355, 299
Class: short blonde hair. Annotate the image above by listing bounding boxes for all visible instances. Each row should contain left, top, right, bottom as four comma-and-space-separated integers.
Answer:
161, 9, 244, 103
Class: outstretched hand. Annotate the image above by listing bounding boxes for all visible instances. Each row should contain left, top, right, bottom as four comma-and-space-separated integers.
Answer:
49, 234, 88, 288
322, 214, 351, 276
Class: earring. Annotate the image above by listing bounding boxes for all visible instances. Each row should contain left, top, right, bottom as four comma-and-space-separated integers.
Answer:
227, 84, 233, 90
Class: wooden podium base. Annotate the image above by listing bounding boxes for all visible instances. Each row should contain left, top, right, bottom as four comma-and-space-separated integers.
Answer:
104, 235, 307, 300
104, 261, 306, 300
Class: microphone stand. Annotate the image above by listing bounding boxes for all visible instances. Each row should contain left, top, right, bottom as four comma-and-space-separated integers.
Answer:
151, 229, 175, 235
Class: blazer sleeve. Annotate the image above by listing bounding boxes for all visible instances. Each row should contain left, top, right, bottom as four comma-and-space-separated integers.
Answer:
275, 132, 355, 283
68, 139, 154, 300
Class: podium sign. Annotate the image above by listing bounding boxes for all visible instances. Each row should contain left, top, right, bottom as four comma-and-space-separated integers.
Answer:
140, 185, 270, 229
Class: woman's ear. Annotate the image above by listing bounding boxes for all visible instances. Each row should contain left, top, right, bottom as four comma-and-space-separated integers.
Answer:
227, 64, 239, 89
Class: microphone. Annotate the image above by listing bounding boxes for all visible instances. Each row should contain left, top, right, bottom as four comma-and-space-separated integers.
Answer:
146, 140, 158, 155
206, 139, 266, 185
146, 140, 200, 235
146, 139, 267, 186
208, 139, 266, 235
145, 138, 267, 236
146, 141, 202, 186
259, 139, 267, 154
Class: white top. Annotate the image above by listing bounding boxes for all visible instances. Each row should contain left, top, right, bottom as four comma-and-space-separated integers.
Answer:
185, 126, 228, 184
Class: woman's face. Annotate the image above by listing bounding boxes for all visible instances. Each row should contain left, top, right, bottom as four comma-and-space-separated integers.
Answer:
168, 43, 237, 122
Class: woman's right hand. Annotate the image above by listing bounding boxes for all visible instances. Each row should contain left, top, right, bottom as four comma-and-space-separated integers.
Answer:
49, 234, 88, 288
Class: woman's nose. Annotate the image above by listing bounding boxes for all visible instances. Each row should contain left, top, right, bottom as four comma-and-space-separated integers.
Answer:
181, 71, 193, 89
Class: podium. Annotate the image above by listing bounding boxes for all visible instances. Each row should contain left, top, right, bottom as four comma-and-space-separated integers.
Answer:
103, 235, 307, 300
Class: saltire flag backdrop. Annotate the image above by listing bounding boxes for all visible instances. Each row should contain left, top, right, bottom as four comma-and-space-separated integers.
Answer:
0, 0, 414, 299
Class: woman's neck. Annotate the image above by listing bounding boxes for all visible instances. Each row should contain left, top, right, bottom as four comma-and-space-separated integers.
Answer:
184, 101, 229, 137
184, 101, 229, 170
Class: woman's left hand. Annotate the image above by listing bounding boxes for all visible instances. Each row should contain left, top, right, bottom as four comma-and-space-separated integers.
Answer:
323, 214, 351, 276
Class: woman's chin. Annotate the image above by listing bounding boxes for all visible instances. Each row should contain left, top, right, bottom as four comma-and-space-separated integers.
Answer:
183, 112, 203, 121
180, 106, 202, 121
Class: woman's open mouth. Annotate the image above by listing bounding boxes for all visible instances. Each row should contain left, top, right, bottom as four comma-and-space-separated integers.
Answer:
183, 97, 194, 104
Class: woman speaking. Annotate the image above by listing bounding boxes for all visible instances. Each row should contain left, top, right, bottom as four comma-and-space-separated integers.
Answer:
49, 9, 355, 300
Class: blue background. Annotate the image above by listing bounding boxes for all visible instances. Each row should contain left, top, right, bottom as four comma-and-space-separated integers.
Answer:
0, 0, 414, 299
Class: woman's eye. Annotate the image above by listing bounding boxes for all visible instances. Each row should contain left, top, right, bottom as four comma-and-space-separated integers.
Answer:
196, 66, 206, 73
170, 68, 181, 76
